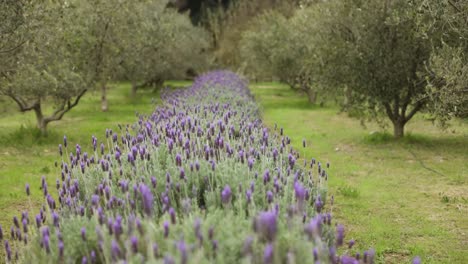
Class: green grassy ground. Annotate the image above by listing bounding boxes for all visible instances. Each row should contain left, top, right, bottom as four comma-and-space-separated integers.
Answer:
0, 81, 466, 263
249, 82, 468, 264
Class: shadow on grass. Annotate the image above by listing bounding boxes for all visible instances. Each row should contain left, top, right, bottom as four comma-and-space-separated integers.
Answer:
362, 131, 468, 155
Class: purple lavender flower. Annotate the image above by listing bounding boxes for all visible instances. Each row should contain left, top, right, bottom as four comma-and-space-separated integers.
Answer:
255, 211, 277, 242
82, 256, 88, 264
51, 212, 59, 227
25, 184, 30, 196
211, 160, 216, 171
341, 255, 359, 264
194, 218, 202, 243
242, 236, 254, 256
81, 227, 86, 241
246, 189, 252, 204
304, 216, 322, 240
294, 182, 306, 202
5, 240, 11, 261
130, 236, 138, 253
151, 176, 157, 188
180, 168, 185, 180
63, 135, 67, 148
263, 169, 270, 184
139, 183, 154, 216
221, 185, 232, 204
13, 216, 19, 228
163, 221, 169, 238
263, 243, 274, 264
329, 246, 337, 264
313, 248, 319, 261
169, 207, 176, 224
175, 153, 182, 167
248, 157, 254, 170
43, 235, 50, 254
348, 239, 355, 249
363, 248, 375, 264
336, 224, 345, 246
177, 240, 188, 264
111, 240, 121, 261
315, 197, 323, 213
22, 218, 28, 233
91, 195, 100, 207
412, 256, 421, 264
113, 215, 123, 239
266, 191, 273, 203
58, 240, 64, 257
212, 239, 218, 252
35, 214, 41, 228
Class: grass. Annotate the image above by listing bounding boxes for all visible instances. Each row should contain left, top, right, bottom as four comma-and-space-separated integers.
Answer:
249, 82, 468, 264
0, 80, 466, 263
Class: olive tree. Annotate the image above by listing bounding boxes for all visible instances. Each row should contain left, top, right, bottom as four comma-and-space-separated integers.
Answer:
65, 0, 126, 112
0, 1, 87, 135
309, 0, 436, 138
240, 11, 324, 103
118, 1, 209, 98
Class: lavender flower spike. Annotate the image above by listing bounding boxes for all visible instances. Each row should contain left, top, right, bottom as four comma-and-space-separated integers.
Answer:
255, 211, 277, 242
263, 243, 274, 264
221, 185, 232, 204
412, 256, 421, 264
139, 183, 154, 216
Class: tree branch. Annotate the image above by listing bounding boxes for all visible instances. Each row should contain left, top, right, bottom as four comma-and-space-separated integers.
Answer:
5, 92, 38, 112
383, 102, 395, 122
393, 95, 400, 120
0, 39, 27, 54
447, 0, 462, 13
44, 89, 87, 123
405, 101, 424, 123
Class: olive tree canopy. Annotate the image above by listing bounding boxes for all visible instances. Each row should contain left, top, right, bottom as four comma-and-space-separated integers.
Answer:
422, 0, 468, 123
0, 1, 87, 135
117, 1, 209, 98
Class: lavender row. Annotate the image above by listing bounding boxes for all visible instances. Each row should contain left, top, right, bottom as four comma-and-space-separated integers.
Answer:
3, 71, 375, 263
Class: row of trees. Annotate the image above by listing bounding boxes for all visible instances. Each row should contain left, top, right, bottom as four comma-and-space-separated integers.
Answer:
1, 0, 466, 138
240, 0, 468, 138
0, 0, 209, 134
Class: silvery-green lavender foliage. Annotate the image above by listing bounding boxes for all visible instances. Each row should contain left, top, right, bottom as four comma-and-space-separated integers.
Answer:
3, 71, 374, 264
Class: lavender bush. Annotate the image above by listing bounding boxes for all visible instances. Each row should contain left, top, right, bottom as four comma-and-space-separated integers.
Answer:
4, 71, 375, 263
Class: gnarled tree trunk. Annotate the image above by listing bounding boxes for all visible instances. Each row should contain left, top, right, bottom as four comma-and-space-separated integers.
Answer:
384, 99, 424, 139
33, 104, 48, 136
6, 89, 87, 136
392, 119, 405, 139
